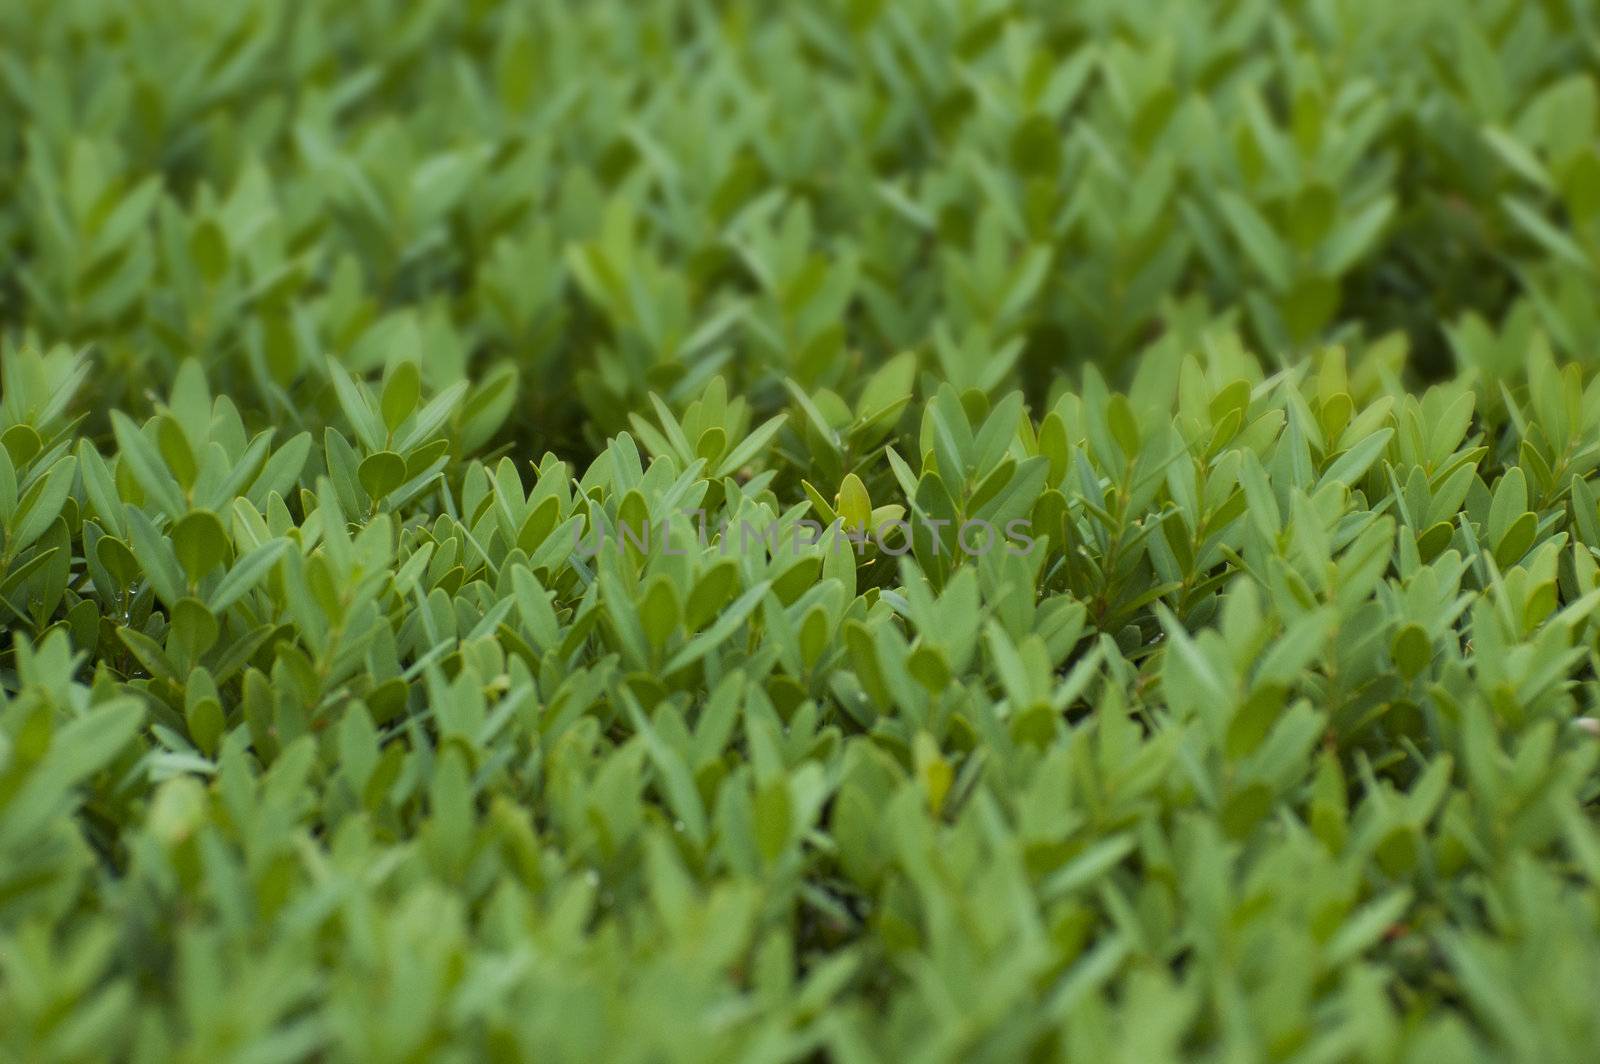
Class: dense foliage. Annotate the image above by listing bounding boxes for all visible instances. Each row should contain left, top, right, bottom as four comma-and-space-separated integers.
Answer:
5, 1, 1600, 1060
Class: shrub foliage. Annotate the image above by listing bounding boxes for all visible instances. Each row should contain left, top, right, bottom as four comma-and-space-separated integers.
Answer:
4, 1, 1600, 1061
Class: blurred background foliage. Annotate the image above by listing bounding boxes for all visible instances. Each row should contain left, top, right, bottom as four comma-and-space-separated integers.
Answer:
3, 0, 1600, 457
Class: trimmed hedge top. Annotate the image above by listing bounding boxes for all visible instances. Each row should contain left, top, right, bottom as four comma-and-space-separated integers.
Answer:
4, 1, 1600, 1062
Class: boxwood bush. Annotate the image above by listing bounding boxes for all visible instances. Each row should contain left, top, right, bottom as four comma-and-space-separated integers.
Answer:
4, 1, 1600, 1061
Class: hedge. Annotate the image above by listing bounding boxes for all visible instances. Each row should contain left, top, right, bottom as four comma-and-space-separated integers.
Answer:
4, 1, 1600, 1061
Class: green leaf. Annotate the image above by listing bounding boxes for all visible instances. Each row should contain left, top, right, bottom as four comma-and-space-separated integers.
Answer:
327, 361, 384, 451
394, 381, 469, 453
171, 510, 231, 584
1324, 890, 1413, 966
1391, 623, 1433, 679
210, 539, 289, 612
381, 361, 422, 433
112, 411, 185, 518
836, 473, 871, 532
665, 580, 771, 673
190, 217, 230, 283
1217, 190, 1291, 290
1040, 835, 1136, 900
358, 450, 408, 501
8, 455, 76, 554
125, 507, 184, 607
